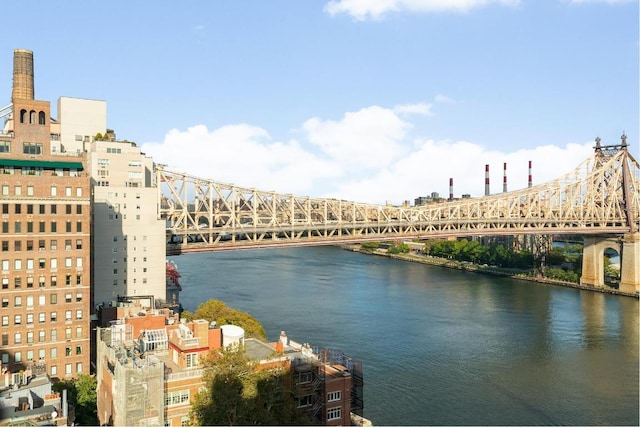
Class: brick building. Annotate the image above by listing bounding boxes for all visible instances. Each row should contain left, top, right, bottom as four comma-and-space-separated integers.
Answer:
0, 49, 91, 381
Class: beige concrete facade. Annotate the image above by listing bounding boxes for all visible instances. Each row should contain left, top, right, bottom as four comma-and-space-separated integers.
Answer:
88, 139, 166, 307
57, 97, 107, 155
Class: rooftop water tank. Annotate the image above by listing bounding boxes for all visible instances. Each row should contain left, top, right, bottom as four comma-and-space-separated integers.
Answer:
220, 324, 245, 349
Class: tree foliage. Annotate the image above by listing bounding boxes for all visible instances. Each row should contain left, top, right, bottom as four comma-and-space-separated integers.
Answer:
189, 348, 313, 426
186, 299, 266, 340
387, 243, 409, 254
52, 374, 98, 426
427, 239, 534, 269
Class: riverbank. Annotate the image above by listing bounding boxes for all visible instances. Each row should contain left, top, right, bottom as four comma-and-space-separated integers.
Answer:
344, 244, 639, 299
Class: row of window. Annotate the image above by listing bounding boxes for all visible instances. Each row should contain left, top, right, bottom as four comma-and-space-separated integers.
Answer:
2, 203, 83, 215
1, 292, 83, 308
297, 391, 342, 409
165, 390, 190, 407
1, 220, 83, 233
1, 165, 80, 176
18, 109, 46, 125
2, 310, 84, 326
1, 273, 83, 289
0, 353, 83, 376
0, 184, 83, 197
1, 238, 83, 252
1, 326, 83, 344
2, 329, 84, 347
1, 257, 84, 271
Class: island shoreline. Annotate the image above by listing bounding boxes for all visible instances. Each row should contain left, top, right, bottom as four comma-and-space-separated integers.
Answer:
343, 244, 639, 299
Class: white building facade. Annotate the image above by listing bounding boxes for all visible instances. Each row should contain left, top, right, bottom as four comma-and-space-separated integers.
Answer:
88, 139, 166, 307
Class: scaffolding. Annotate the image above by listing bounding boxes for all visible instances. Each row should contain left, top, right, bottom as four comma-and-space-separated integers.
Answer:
97, 327, 165, 426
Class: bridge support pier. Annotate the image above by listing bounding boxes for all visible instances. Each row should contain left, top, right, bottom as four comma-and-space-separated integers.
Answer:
619, 233, 640, 295
581, 233, 640, 295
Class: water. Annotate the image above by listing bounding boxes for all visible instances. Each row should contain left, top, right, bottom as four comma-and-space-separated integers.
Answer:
172, 246, 639, 426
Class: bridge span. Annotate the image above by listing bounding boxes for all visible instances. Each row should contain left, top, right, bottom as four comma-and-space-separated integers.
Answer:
158, 137, 639, 294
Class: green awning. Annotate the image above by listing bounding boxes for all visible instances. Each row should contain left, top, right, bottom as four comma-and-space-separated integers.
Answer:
0, 158, 84, 170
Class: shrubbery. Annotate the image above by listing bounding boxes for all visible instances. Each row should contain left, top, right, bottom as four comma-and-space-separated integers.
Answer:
181, 299, 266, 339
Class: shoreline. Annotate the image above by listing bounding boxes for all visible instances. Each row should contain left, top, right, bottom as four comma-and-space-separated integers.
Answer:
344, 245, 639, 299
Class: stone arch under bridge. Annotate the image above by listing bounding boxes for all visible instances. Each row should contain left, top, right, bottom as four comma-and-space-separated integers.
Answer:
581, 233, 640, 294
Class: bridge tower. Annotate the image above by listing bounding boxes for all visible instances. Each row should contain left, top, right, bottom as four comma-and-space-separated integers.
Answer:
580, 134, 640, 295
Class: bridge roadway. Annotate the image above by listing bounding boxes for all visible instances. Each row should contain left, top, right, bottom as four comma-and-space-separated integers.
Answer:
159, 139, 640, 293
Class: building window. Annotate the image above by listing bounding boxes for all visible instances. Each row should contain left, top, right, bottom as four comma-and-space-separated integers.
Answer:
186, 353, 199, 368
165, 390, 190, 406
23, 143, 43, 155
297, 395, 312, 408
298, 371, 312, 384
0, 141, 10, 153
327, 407, 341, 421
50, 294, 57, 304
65, 364, 72, 375
50, 312, 57, 322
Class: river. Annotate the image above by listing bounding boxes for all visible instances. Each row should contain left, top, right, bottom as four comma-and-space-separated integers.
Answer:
170, 246, 639, 426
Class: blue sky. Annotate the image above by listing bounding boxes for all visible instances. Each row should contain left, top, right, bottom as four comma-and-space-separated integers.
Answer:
1, 0, 637, 203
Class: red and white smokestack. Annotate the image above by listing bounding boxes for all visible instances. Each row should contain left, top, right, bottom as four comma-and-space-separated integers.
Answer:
449, 178, 453, 200
528, 160, 532, 188
503, 162, 507, 193
485, 164, 490, 196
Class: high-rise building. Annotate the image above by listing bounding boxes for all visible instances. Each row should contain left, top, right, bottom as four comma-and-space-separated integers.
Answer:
88, 137, 167, 308
0, 49, 91, 379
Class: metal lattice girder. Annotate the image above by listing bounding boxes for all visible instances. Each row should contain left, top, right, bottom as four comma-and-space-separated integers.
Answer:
157, 145, 640, 253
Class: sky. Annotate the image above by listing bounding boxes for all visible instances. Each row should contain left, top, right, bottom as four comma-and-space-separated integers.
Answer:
1, 0, 638, 204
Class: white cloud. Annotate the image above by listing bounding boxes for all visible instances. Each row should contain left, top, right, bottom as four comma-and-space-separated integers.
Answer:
324, 0, 521, 20
302, 105, 411, 170
394, 103, 434, 115
434, 94, 455, 103
142, 124, 339, 194
141, 106, 596, 205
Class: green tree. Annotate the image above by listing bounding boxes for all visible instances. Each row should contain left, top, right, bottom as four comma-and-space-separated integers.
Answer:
190, 348, 312, 426
191, 299, 266, 339
52, 374, 98, 426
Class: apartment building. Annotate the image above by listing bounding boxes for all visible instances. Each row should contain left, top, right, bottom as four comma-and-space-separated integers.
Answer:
96, 304, 221, 426
88, 137, 167, 309
0, 49, 91, 379
96, 304, 364, 426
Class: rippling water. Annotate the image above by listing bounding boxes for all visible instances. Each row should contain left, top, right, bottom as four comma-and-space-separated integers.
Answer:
172, 246, 639, 426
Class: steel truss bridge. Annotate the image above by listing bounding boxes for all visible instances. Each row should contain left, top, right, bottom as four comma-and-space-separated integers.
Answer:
159, 138, 639, 255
